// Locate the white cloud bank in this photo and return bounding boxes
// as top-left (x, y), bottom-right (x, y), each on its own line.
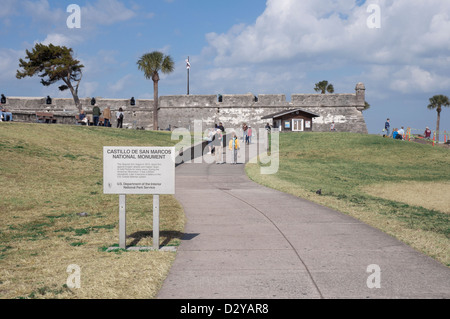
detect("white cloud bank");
top-left (199, 0), bottom-right (450, 94)
top-left (19, 0), bottom-right (137, 47)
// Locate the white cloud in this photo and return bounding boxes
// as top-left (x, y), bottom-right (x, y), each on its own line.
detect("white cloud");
top-left (390, 66), bottom-right (450, 94)
top-left (41, 33), bottom-right (75, 47)
top-left (0, 49), bottom-right (24, 78)
top-left (197, 0), bottom-right (450, 95)
top-left (80, 81), bottom-right (100, 98)
top-left (23, 0), bottom-right (66, 29)
top-left (0, 0), bottom-right (18, 18)
top-left (82, 0), bottom-right (136, 27)
top-left (109, 74), bottom-right (133, 93)
top-left (18, 0), bottom-right (137, 47)
top-left (207, 0), bottom-right (450, 66)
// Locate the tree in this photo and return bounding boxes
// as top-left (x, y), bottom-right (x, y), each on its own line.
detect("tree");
top-left (314, 80), bottom-right (335, 94)
top-left (137, 51), bottom-right (174, 130)
top-left (363, 101), bottom-right (370, 111)
top-left (427, 95), bottom-right (450, 142)
top-left (16, 43), bottom-right (84, 112)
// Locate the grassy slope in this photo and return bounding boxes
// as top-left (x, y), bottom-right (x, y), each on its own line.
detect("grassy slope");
top-left (246, 132), bottom-right (450, 266)
top-left (0, 123), bottom-right (185, 299)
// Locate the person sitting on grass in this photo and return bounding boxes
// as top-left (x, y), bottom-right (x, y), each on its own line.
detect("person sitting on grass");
top-left (78, 109), bottom-right (87, 125)
top-left (392, 128), bottom-right (399, 140)
top-left (397, 127), bottom-right (405, 140)
top-left (1, 107), bottom-right (13, 121)
top-left (424, 127), bottom-right (432, 139)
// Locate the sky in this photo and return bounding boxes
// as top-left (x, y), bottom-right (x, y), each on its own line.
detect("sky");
top-left (1, 0), bottom-right (449, 135)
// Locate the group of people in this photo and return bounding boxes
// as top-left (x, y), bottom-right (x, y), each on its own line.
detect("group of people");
top-left (204, 122), bottom-right (242, 165)
top-left (78, 105), bottom-right (125, 128)
top-left (384, 118), bottom-right (433, 140)
top-left (384, 119), bottom-right (406, 140)
top-left (392, 127), bottom-right (406, 140)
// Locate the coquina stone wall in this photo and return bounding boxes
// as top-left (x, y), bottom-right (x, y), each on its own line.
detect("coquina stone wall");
top-left (4, 97), bottom-right (154, 129)
top-left (2, 83), bottom-right (368, 133)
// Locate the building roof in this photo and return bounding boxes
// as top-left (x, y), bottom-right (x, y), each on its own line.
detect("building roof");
top-left (261, 108), bottom-right (320, 120)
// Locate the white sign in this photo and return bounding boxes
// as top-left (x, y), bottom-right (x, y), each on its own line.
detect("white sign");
top-left (103, 147), bottom-right (175, 195)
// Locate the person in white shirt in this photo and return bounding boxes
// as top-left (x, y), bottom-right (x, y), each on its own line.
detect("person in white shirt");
top-left (398, 127), bottom-right (405, 139)
top-left (116, 108), bottom-right (124, 128)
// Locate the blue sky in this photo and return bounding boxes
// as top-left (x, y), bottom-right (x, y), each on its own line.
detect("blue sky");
top-left (1, 0), bottom-right (449, 136)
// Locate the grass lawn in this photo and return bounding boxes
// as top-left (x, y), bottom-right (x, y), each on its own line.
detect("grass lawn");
top-left (246, 132), bottom-right (450, 267)
top-left (0, 123), bottom-right (185, 299)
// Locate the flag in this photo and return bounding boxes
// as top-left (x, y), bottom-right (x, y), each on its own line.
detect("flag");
top-left (186, 59), bottom-right (191, 70)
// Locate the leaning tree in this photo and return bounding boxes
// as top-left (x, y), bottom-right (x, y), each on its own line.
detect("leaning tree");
top-left (427, 94), bottom-right (450, 142)
top-left (16, 43), bottom-right (84, 112)
top-left (137, 51), bottom-right (174, 131)
top-left (314, 80), bottom-right (335, 94)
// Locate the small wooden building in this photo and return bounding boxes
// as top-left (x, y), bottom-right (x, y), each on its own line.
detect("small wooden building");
top-left (262, 108), bottom-right (320, 132)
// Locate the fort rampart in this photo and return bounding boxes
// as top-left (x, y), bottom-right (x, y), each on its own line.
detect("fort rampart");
top-left (2, 83), bottom-right (368, 133)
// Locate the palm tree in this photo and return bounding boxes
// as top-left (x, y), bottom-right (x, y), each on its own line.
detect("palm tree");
top-left (137, 51), bottom-right (174, 130)
top-left (427, 95), bottom-right (450, 142)
top-left (314, 80), bottom-right (335, 94)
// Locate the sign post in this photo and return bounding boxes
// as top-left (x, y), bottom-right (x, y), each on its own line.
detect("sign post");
top-left (119, 194), bottom-right (126, 249)
top-left (153, 195), bottom-right (160, 250)
top-left (103, 147), bottom-right (175, 251)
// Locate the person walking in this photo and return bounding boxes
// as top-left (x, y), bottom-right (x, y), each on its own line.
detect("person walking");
top-left (205, 128), bottom-right (215, 155)
top-left (92, 104), bottom-right (101, 126)
top-left (248, 126), bottom-right (253, 144)
top-left (229, 133), bottom-right (240, 164)
top-left (242, 123), bottom-right (248, 143)
top-left (103, 106), bottom-right (111, 127)
top-left (116, 108), bottom-right (124, 128)
top-left (213, 128), bottom-right (223, 164)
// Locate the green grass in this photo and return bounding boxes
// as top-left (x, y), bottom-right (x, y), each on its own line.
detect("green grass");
top-left (0, 123), bottom-right (186, 299)
top-left (247, 132), bottom-right (450, 266)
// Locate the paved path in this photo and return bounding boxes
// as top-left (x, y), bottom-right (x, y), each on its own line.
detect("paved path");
top-left (157, 145), bottom-right (450, 299)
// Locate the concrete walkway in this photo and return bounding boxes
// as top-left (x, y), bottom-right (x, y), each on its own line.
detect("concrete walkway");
top-left (157, 144), bottom-right (450, 299)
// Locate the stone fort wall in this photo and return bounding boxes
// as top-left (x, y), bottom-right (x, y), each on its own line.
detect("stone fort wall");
top-left (2, 83), bottom-right (368, 133)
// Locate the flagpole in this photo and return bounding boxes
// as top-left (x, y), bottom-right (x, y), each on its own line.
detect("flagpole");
top-left (187, 56), bottom-right (190, 96)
